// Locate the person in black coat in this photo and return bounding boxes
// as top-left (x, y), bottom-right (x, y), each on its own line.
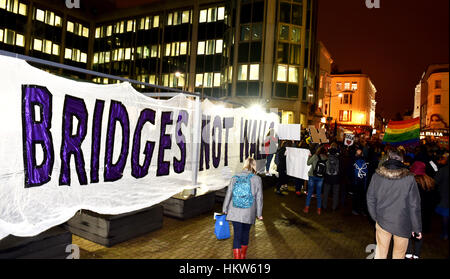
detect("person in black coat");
top-left (405, 161), bottom-right (438, 259)
top-left (275, 141), bottom-right (289, 195)
top-left (366, 150), bottom-right (422, 259)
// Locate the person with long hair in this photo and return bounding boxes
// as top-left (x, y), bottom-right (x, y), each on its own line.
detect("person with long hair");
top-left (222, 157), bottom-right (263, 259)
top-left (406, 161), bottom-right (438, 259)
top-left (304, 145), bottom-right (328, 215)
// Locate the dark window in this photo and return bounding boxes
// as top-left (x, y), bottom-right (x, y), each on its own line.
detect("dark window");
top-left (249, 42), bottom-right (262, 62)
top-left (280, 3), bottom-right (291, 23)
top-left (435, 80), bottom-right (442, 89)
top-left (236, 82), bottom-right (247, 96)
top-left (252, 2), bottom-right (264, 22)
top-left (435, 95), bottom-right (441, 104)
top-left (292, 4), bottom-right (303, 26)
top-left (277, 43), bottom-right (289, 64)
top-left (240, 4), bottom-right (252, 24)
top-left (288, 84), bottom-right (298, 98)
top-left (238, 43), bottom-right (250, 62)
top-left (247, 82), bottom-right (260, 96)
top-left (275, 83), bottom-right (287, 98)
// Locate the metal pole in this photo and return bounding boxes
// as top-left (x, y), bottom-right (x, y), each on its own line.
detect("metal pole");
top-left (191, 96), bottom-right (202, 186)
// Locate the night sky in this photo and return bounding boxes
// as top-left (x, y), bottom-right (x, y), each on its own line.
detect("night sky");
top-left (317, 0), bottom-right (449, 119)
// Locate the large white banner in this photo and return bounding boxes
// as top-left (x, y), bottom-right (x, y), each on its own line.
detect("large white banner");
top-left (0, 56), bottom-right (278, 240)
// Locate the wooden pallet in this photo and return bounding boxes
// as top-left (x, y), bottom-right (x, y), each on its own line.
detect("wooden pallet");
top-left (0, 227), bottom-right (71, 259)
top-left (160, 191), bottom-right (216, 220)
top-left (63, 204), bottom-right (163, 247)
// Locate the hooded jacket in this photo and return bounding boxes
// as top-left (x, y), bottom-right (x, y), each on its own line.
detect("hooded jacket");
top-left (366, 159), bottom-right (422, 238)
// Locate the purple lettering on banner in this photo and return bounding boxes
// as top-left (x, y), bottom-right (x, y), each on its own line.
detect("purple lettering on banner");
top-left (90, 99), bottom-right (105, 183)
top-left (104, 100), bottom-right (130, 182)
top-left (156, 111), bottom-right (172, 176)
top-left (212, 116), bottom-right (222, 168)
top-left (250, 120), bottom-right (257, 159)
top-left (239, 118), bottom-right (245, 163)
top-left (199, 115), bottom-right (211, 171)
top-left (131, 108), bottom-right (156, 179)
top-left (59, 95), bottom-right (88, 186)
top-left (22, 85), bottom-right (54, 188)
top-left (223, 117), bottom-right (234, 166)
top-left (174, 110), bottom-right (188, 174)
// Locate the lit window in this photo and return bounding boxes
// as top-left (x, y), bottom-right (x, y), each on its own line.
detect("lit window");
top-left (351, 82), bottom-right (358, 90)
top-left (67, 21), bottom-right (74, 33)
top-left (336, 82), bottom-right (342, 91)
top-left (249, 64), bottom-right (259, 80)
top-left (197, 41), bottom-right (205, 55)
top-left (151, 45), bottom-right (158, 57)
top-left (82, 26), bottom-right (89, 37)
top-left (107, 25), bottom-right (112, 36)
top-left (199, 9), bottom-right (207, 23)
top-left (127, 20), bottom-right (133, 32)
top-left (33, 38), bottom-right (42, 51)
top-left (196, 74), bottom-right (203, 87)
top-left (238, 65), bottom-right (248, 81)
top-left (0, 0), bottom-right (5, 9)
top-left (46, 11), bottom-right (54, 26)
top-left (35, 8), bottom-right (45, 22)
top-left (95, 27), bottom-right (100, 38)
top-left (208, 7), bottom-right (216, 22)
top-left (177, 73), bottom-right (185, 87)
top-left (171, 42), bottom-right (178, 56)
top-left (167, 13), bottom-right (173, 25)
top-left (344, 82), bottom-right (350, 90)
top-left (165, 44), bottom-right (171, 56)
top-left (144, 17), bottom-right (150, 29)
top-left (180, 42), bottom-right (187, 55)
top-left (215, 39), bottom-right (223, 54)
top-left (214, 73), bottom-right (221, 87)
top-left (149, 75), bottom-right (156, 84)
top-left (0, 29), bottom-right (3, 42)
top-left (104, 52), bottom-right (110, 63)
top-left (125, 48), bottom-right (131, 60)
top-left (64, 48), bottom-right (72, 59)
top-left (288, 67), bottom-right (298, 83)
top-left (206, 40), bottom-right (215, 55)
top-left (204, 72), bottom-right (213, 87)
top-left (55, 15), bottom-right (62, 27)
top-left (15, 33), bottom-right (24, 47)
top-left (18, 3), bottom-right (27, 16)
top-left (218, 7), bottom-right (225, 20)
top-left (291, 27), bottom-right (301, 43)
top-left (153, 16), bottom-right (159, 28)
top-left (277, 65), bottom-right (287, 82)
top-left (93, 53), bottom-right (99, 64)
top-left (80, 53), bottom-right (87, 63)
top-left (279, 25), bottom-right (289, 41)
top-left (44, 40), bottom-right (52, 54)
top-left (182, 11), bottom-right (190, 23)
top-left (228, 66), bottom-right (233, 82)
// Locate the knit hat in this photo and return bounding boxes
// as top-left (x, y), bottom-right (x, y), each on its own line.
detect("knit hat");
top-left (410, 161), bottom-right (426, 176)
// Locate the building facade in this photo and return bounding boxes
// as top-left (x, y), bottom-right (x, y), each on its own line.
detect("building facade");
top-left (0, 0), bottom-right (322, 128)
top-left (314, 40), bottom-right (332, 128)
top-left (418, 64), bottom-right (449, 146)
top-left (413, 81), bottom-right (421, 119)
top-left (323, 71), bottom-right (377, 134)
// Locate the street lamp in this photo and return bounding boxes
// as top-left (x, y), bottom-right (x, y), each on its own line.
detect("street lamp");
top-left (174, 71), bottom-right (186, 91)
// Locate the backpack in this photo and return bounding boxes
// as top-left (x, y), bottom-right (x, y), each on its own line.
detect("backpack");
top-left (354, 159), bottom-right (368, 179)
top-left (313, 157), bottom-right (327, 177)
top-left (232, 174), bottom-right (254, 208)
top-left (326, 154), bottom-right (339, 176)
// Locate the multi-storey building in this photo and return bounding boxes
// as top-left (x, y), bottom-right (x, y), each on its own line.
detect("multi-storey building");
top-left (324, 71), bottom-right (377, 135)
top-left (0, 0), bottom-right (322, 127)
top-left (418, 64), bottom-right (449, 146)
top-left (315, 40), bottom-right (332, 128)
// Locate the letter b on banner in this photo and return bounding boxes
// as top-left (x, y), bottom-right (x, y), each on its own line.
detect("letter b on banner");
top-left (22, 85), bottom-right (54, 188)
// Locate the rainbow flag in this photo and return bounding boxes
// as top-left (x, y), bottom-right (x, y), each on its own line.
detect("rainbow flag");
top-left (382, 118), bottom-right (420, 146)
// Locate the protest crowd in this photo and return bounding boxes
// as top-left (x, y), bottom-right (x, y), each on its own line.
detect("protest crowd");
top-left (223, 127), bottom-right (449, 259)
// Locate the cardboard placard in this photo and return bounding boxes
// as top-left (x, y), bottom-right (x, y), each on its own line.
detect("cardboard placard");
top-left (308, 126), bottom-right (329, 144)
top-left (344, 134), bottom-right (355, 146)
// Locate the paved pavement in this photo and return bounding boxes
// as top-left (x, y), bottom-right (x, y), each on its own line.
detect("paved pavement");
top-left (73, 182), bottom-right (449, 259)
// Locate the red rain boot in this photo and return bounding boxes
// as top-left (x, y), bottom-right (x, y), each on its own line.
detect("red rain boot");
top-left (233, 249), bottom-right (241, 259)
top-left (241, 245), bottom-right (248, 259)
